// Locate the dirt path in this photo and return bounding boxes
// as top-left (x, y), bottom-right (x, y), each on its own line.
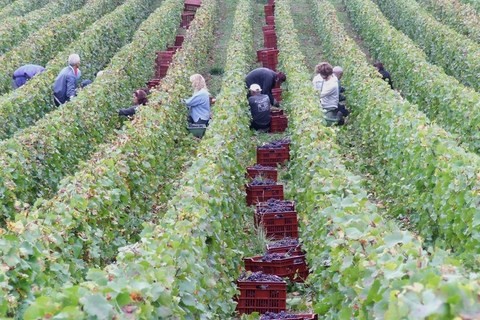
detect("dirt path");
top-left (204, 0), bottom-right (239, 96)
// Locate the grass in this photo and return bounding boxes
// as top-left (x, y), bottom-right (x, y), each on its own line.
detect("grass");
top-left (204, 0), bottom-right (240, 96)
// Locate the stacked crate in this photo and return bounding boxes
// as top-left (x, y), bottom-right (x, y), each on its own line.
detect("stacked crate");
top-left (147, 1), bottom-right (201, 89)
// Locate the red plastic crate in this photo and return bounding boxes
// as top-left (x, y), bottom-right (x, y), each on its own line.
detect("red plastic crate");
top-left (181, 12), bottom-right (195, 28)
top-left (270, 115), bottom-right (288, 133)
top-left (236, 280), bottom-right (287, 315)
top-left (264, 30), bottom-right (277, 48)
top-left (272, 88), bottom-right (282, 102)
top-left (246, 184), bottom-right (284, 206)
top-left (264, 4), bottom-right (274, 16)
top-left (155, 63), bottom-right (170, 78)
top-left (244, 254), bottom-right (308, 282)
top-left (184, 0), bottom-right (201, 12)
top-left (270, 109), bottom-right (284, 116)
top-left (247, 166), bottom-right (278, 182)
top-left (175, 35), bottom-right (185, 46)
top-left (156, 51), bottom-right (174, 64)
top-left (167, 45), bottom-right (182, 53)
top-left (257, 48), bottom-right (278, 63)
top-left (266, 15), bottom-right (275, 26)
top-left (146, 79), bottom-right (161, 89)
top-left (262, 25), bottom-right (275, 32)
top-left (266, 239), bottom-right (302, 254)
top-left (256, 145), bottom-right (289, 166)
top-left (255, 211), bottom-right (299, 239)
top-left (256, 200), bottom-right (295, 212)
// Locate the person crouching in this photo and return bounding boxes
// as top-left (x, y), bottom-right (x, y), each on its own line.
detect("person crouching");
top-left (248, 84), bottom-right (271, 131)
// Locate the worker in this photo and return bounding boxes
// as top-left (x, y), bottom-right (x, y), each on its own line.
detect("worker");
top-left (374, 61), bottom-right (393, 89)
top-left (313, 62), bottom-right (341, 126)
top-left (184, 74), bottom-right (211, 125)
top-left (52, 54), bottom-right (82, 106)
top-left (245, 67), bottom-right (286, 107)
top-left (248, 84), bottom-right (271, 131)
top-left (333, 66), bottom-right (349, 124)
top-left (118, 89), bottom-right (148, 117)
top-left (12, 64), bottom-right (45, 89)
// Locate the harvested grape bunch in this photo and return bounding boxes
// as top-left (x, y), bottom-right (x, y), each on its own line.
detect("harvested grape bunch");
top-left (257, 205), bottom-right (294, 213)
top-left (251, 164), bottom-right (276, 170)
top-left (249, 178), bottom-right (277, 186)
top-left (262, 199), bottom-right (293, 207)
top-left (238, 271), bottom-right (284, 282)
top-left (261, 253), bottom-right (289, 262)
top-left (260, 311), bottom-right (305, 319)
top-left (261, 138), bottom-right (291, 149)
top-left (268, 238), bottom-right (299, 248)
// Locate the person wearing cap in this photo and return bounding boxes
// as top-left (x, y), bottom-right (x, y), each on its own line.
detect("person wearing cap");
top-left (184, 74), bottom-right (211, 125)
top-left (248, 83), bottom-right (271, 131)
top-left (12, 64), bottom-right (45, 89)
top-left (245, 67), bottom-right (286, 107)
top-left (118, 89), bottom-right (148, 117)
top-left (52, 53), bottom-right (82, 106)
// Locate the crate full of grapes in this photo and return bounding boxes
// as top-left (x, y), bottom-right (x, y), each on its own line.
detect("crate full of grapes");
top-left (266, 238), bottom-right (302, 254)
top-left (244, 252), bottom-right (309, 282)
top-left (246, 179), bottom-right (284, 206)
top-left (255, 203), bottom-right (298, 239)
top-left (256, 141), bottom-right (289, 166)
top-left (237, 272), bottom-right (287, 315)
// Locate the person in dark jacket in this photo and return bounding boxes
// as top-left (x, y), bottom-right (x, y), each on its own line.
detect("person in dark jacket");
top-left (333, 66), bottom-right (349, 124)
top-left (12, 64), bottom-right (45, 89)
top-left (374, 61), bottom-right (393, 89)
top-left (245, 67), bottom-right (286, 106)
top-left (53, 54), bottom-right (81, 106)
top-left (118, 89), bottom-right (148, 117)
top-left (248, 84), bottom-right (271, 131)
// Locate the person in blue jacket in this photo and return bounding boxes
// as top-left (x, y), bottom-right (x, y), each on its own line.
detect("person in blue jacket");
top-left (12, 64), bottom-right (45, 89)
top-left (184, 74), bottom-right (211, 125)
top-left (52, 54), bottom-right (82, 106)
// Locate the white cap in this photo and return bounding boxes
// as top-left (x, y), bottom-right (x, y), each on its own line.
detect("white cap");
top-left (249, 83), bottom-right (262, 92)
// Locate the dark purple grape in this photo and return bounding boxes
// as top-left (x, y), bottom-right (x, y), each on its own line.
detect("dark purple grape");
top-left (251, 164), bottom-right (276, 170)
top-left (260, 311), bottom-right (307, 319)
top-left (260, 138), bottom-right (291, 149)
top-left (261, 253), bottom-right (288, 262)
top-left (249, 178), bottom-right (276, 186)
top-left (238, 271), bottom-right (284, 282)
top-left (268, 238), bottom-right (299, 248)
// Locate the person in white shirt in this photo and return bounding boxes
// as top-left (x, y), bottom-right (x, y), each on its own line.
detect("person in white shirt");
top-left (312, 62), bottom-right (341, 125)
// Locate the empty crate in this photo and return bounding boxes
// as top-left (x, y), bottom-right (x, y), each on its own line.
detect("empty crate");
top-left (184, 0), bottom-right (201, 12)
top-left (264, 30), bottom-right (277, 48)
top-left (270, 115), bottom-right (288, 133)
top-left (247, 166), bottom-right (278, 182)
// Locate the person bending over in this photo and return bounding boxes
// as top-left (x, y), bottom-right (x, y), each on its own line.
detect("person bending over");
top-left (245, 67), bottom-right (286, 107)
top-left (12, 64), bottom-right (45, 89)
